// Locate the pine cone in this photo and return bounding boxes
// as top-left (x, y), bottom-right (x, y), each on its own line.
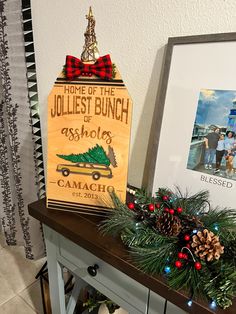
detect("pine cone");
top-left (156, 212), bottom-right (181, 236)
top-left (181, 214), bottom-right (203, 234)
top-left (191, 229), bottom-right (224, 262)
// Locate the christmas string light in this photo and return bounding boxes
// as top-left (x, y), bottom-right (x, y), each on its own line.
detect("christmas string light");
top-left (164, 266), bottom-right (171, 274)
top-left (213, 223), bottom-right (219, 231)
top-left (101, 187), bottom-right (236, 309)
top-left (210, 300), bottom-right (217, 309)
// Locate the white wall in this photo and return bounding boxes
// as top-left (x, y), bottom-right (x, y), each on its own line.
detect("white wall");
top-left (31, 0), bottom-right (236, 188)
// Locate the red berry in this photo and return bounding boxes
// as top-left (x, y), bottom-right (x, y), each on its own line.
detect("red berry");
top-left (194, 262), bottom-right (202, 270)
top-left (128, 203), bottom-right (135, 210)
top-left (184, 234), bottom-right (190, 241)
top-left (186, 243), bottom-right (190, 248)
top-left (148, 204), bottom-right (155, 211)
top-left (175, 260), bottom-right (182, 268)
top-left (177, 207), bottom-right (183, 213)
top-left (155, 203), bottom-right (160, 208)
top-left (178, 252), bottom-right (184, 259)
top-left (183, 253), bottom-right (188, 259)
top-left (162, 195), bottom-right (169, 201)
top-left (169, 209), bottom-right (175, 215)
top-left (164, 207), bottom-right (169, 212)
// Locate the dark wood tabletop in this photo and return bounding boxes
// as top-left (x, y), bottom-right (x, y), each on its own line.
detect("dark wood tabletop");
top-left (28, 198), bottom-right (235, 314)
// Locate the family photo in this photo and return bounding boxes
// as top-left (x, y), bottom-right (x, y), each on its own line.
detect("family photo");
top-left (187, 89), bottom-right (236, 181)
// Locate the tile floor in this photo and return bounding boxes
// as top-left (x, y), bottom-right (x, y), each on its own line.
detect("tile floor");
top-left (0, 234), bottom-right (46, 314)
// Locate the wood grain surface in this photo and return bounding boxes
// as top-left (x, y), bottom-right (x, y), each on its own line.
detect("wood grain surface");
top-left (47, 68), bottom-right (132, 213)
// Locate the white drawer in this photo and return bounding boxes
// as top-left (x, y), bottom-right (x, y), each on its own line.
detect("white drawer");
top-left (58, 235), bottom-right (148, 314)
top-left (166, 301), bottom-right (187, 314)
top-left (149, 291), bottom-right (187, 314)
top-left (148, 291), bottom-right (165, 314)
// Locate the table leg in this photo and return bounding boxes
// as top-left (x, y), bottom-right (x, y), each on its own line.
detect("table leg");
top-left (43, 225), bottom-right (66, 314)
top-left (66, 277), bottom-right (87, 314)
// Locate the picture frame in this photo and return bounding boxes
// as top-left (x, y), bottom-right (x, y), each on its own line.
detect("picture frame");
top-left (144, 32), bottom-right (236, 209)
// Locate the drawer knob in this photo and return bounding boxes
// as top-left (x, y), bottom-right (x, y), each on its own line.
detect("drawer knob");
top-left (87, 264), bottom-right (99, 277)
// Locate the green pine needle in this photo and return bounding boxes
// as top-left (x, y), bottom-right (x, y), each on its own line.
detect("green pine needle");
top-left (201, 207), bottom-right (236, 232)
top-left (131, 243), bottom-right (176, 274)
top-left (99, 187), bottom-right (236, 309)
top-left (168, 266), bottom-right (205, 299)
top-left (99, 192), bottom-right (136, 236)
top-left (203, 262), bottom-right (236, 309)
top-left (171, 187), bottom-right (210, 216)
top-left (135, 188), bottom-right (154, 204)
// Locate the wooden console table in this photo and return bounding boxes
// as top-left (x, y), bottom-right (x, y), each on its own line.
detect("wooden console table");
top-left (28, 199), bottom-right (235, 314)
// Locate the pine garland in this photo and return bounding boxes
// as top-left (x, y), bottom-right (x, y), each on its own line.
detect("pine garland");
top-left (99, 187), bottom-right (236, 310)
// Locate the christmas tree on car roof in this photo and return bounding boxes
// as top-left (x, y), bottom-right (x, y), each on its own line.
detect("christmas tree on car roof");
top-left (57, 144), bottom-right (117, 167)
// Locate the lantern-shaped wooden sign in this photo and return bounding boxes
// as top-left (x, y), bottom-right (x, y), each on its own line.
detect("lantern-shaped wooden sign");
top-left (46, 8), bottom-right (132, 214)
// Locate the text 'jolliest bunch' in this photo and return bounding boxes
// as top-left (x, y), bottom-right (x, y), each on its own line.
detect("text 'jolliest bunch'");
top-left (51, 86), bottom-right (130, 124)
top-left (50, 85), bottom-right (130, 145)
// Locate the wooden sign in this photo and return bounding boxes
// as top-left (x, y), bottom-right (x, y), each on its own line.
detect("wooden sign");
top-left (46, 68), bottom-right (132, 214)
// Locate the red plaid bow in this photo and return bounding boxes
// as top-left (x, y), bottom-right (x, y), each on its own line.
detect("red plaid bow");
top-left (65, 54), bottom-right (112, 80)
